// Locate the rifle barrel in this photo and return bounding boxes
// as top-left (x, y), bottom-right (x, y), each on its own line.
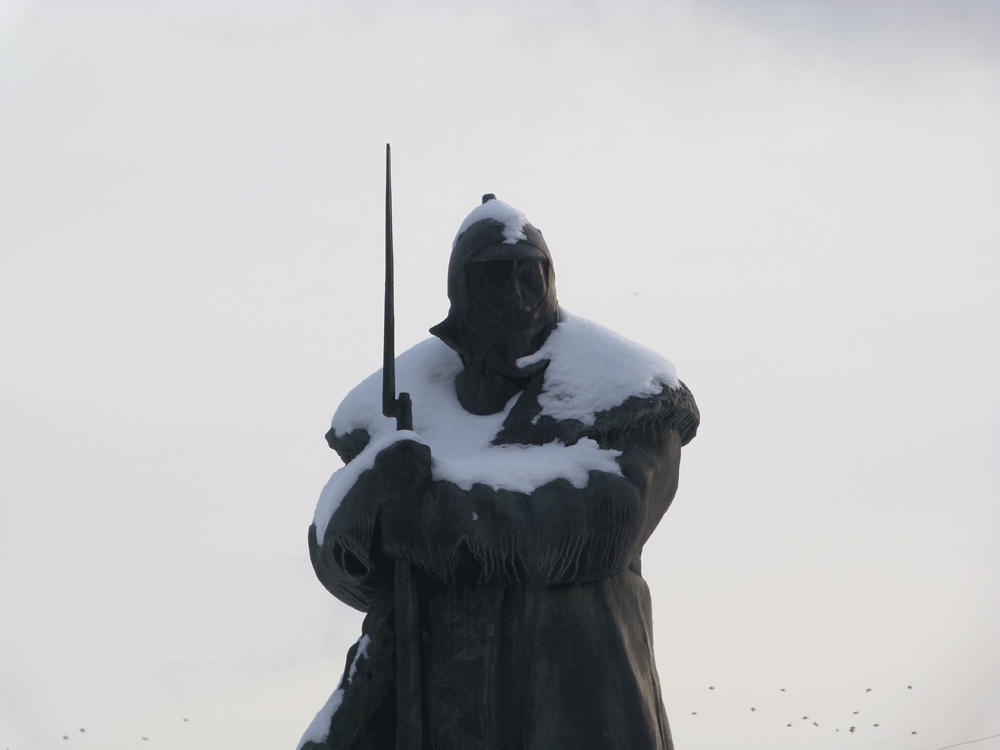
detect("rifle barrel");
top-left (382, 144), bottom-right (420, 750)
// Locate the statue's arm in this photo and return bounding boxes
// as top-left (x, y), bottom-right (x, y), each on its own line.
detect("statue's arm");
top-left (309, 428), bottom-right (432, 613)
top-left (308, 466), bottom-right (387, 613)
top-left (386, 421), bottom-right (683, 585)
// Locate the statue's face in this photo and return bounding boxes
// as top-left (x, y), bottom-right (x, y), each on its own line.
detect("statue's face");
top-left (464, 258), bottom-right (550, 328)
top-left (461, 258), bottom-right (556, 377)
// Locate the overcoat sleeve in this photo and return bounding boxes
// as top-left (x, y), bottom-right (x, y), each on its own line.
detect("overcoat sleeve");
top-left (308, 464), bottom-right (385, 613)
top-left (309, 427), bottom-right (405, 614)
top-left (309, 423), bottom-right (438, 612)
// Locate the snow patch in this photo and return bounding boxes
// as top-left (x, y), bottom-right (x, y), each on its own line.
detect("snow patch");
top-left (315, 310), bottom-right (681, 543)
top-left (313, 429), bottom-right (425, 547)
top-left (453, 198), bottom-right (528, 247)
top-left (518, 312), bottom-right (678, 426)
top-left (297, 634), bottom-right (372, 749)
top-left (348, 634), bottom-right (371, 680)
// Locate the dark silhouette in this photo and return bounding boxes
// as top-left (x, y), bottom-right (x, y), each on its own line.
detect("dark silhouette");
top-left (301, 196), bottom-right (699, 750)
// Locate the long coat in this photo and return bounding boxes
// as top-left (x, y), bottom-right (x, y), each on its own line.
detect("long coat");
top-left (301, 325), bottom-right (699, 750)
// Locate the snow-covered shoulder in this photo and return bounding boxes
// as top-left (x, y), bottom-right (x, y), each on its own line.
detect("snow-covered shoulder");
top-left (518, 309), bottom-right (680, 426)
top-left (315, 312), bottom-right (682, 543)
top-left (329, 337), bottom-right (463, 440)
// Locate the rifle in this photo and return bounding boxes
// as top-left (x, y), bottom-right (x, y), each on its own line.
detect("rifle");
top-left (383, 144), bottom-right (422, 750)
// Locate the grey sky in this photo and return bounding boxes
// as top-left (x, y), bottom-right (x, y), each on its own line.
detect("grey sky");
top-left (1, 2), bottom-right (997, 749)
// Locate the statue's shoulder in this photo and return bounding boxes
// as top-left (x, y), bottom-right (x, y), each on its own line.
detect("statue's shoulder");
top-left (532, 310), bottom-right (698, 441)
top-left (591, 379), bottom-right (700, 446)
top-left (325, 337), bottom-right (464, 463)
top-left (498, 310), bottom-right (699, 446)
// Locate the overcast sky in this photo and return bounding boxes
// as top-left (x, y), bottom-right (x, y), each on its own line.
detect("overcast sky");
top-left (1, 2), bottom-right (998, 749)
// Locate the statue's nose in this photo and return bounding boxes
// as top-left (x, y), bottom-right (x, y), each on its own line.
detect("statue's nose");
top-left (511, 276), bottom-right (534, 311)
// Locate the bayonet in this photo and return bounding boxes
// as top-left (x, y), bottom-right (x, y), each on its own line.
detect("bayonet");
top-left (384, 144), bottom-right (412, 431)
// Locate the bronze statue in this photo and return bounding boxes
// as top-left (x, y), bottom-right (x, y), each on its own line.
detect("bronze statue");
top-left (299, 190), bottom-right (699, 750)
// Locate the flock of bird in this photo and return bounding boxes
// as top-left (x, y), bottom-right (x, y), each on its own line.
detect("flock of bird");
top-left (50, 718), bottom-right (189, 744)
top-left (27, 687), bottom-right (999, 749)
top-left (686, 684), bottom-right (930, 739)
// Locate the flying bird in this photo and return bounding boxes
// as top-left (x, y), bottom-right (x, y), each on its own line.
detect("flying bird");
top-left (850, 727), bottom-right (856, 733)
top-left (802, 716), bottom-right (809, 720)
top-left (708, 686), bottom-right (714, 690)
top-left (779, 688), bottom-right (785, 692)
top-left (787, 724), bottom-right (792, 728)
top-left (814, 722), bottom-right (819, 726)
top-left (750, 708), bottom-right (755, 712)
top-left (866, 688), bottom-right (872, 692)
top-left (79, 729), bottom-right (85, 733)
top-left (874, 724), bottom-right (879, 727)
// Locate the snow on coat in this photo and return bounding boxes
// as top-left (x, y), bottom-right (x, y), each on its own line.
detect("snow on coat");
top-left (313, 309), bottom-right (685, 545)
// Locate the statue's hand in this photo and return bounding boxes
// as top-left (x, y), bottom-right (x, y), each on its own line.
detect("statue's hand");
top-left (373, 439), bottom-right (433, 558)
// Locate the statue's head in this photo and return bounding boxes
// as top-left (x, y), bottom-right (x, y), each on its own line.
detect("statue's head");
top-left (430, 195), bottom-right (559, 380)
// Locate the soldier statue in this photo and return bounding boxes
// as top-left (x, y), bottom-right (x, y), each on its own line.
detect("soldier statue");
top-left (299, 193), bottom-right (699, 750)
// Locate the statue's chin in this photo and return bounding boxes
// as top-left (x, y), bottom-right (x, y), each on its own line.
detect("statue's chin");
top-left (471, 316), bottom-right (554, 379)
top-left (491, 356), bottom-right (546, 381)
top-left (473, 335), bottom-right (544, 381)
